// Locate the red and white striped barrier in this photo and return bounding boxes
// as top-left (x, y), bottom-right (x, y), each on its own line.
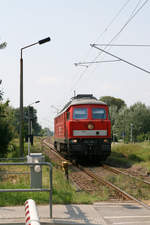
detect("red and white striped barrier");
top-left (24, 199), bottom-right (40, 225)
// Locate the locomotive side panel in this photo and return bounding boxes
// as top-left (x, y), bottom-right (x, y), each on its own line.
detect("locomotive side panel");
top-left (54, 113), bottom-right (66, 142)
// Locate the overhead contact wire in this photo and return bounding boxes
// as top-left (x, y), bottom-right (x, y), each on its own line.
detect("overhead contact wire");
top-left (68, 0), bottom-right (131, 95)
top-left (93, 0), bottom-right (149, 63)
top-left (74, 0), bottom-right (149, 86)
top-left (70, 0), bottom-right (146, 94)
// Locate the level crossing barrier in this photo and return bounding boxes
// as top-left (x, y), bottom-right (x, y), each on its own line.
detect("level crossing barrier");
top-left (25, 199), bottom-right (40, 225)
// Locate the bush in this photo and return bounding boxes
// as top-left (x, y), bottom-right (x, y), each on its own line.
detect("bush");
top-left (0, 101), bottom-right (14, 157)
top-left (0, 121), bottom-right (14, 157)
top-left (137, 133), bottom-right (145, 142)
top-left (128, 154), bottom-right (144, 162)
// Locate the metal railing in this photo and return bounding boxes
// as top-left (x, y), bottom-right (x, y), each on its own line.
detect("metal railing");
top-left (0, 162), bottom-right (53, 218)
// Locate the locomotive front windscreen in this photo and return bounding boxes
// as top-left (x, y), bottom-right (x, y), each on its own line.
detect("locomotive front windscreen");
top-left (73, 108), bottom-right (88, 119)
top-left (73, 107), bottom-right (106, 120)
top-left (92, 108), bottom-right (106, 119)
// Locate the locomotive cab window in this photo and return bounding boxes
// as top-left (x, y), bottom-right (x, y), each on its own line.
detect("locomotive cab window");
top-left (67, 112), bottom-right (70, 120)
top-left (92, 108), bottom-right (106, 119)
top-left (73, 108), bottom-right (88, 119)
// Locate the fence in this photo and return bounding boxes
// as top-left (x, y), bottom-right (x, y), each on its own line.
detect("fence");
top-left (0, 161), bottom-right (53, 218)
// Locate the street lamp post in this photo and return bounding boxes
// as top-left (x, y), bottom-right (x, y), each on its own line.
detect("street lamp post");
top-left (19, 37), bottom-right (51, 157)
top-left (28, 101), bottom-right (40, 156)
top-left (50, 105), bottom-right (59, 114)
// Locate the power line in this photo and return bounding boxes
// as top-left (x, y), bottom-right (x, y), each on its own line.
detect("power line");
top-left (94, 44), bottom-right (150, 47)
top-left (72, 0), bottom-right (149, 90)
top-left (74, 42), bottom-right (150, 66)
top-left (94, 0), bottom-right (131, 42)
top-left (67, 0), bottom-right (131, 95)
top-left (81, 0), bottom-right (131, 63)
top-left (105, 0), bottom-right (149, 46)
top-left (66, 0), bottom-right (149, 104)
top-left (91, 44), bottom-right (150, 75)
top-left (74, 59), bottom-right (120, 67)
top-left (93, 0), bottom-right (149, 62)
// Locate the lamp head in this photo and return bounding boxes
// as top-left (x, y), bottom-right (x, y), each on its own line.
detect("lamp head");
top-left (38, 37), bottom-right (51, 45)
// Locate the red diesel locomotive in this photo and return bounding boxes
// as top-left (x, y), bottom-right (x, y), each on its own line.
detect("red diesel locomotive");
top-left (54, 94), bottom-right (111, 161)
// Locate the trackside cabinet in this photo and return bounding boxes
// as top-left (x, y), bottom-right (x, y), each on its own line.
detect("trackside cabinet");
top-left (27, 153), bottom-right (45, 188)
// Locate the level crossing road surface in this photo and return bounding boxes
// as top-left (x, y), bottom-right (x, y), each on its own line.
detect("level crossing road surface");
top-left (0, 202), bottom-right (150, 225)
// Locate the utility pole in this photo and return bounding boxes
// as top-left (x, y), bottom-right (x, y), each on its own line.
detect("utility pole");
top-left (130, 123), bottom-right (133, 143)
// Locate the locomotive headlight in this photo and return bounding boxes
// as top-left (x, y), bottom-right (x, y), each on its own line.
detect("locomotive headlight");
top-left (71, 139), bottom-right (78, 143)
top-left (88, 123), bottom-right (94, 130)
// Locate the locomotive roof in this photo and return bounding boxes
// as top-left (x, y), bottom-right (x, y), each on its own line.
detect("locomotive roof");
top-left (56, 94), bottom-right (107, 117)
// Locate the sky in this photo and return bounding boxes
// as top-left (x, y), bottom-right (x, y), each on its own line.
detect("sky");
top-left (0, 0), bottom-right (150, 131)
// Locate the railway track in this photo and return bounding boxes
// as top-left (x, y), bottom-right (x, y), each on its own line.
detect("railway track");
top-left (42, 138), bottom-right (150, 210)
top-left (79, 165), bottom-right (150, 209)
top-left (102, 164), bottom-right (150, 185)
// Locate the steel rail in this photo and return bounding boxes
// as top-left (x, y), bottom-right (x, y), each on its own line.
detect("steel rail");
top-left (42, 140), bottom-right (69, 162)
top-left (43, 140), bottom-right (55, 151)
top-left (103, 164), bottom-right (150, 185)
top-left (78, 165), bottom-right (150, 210)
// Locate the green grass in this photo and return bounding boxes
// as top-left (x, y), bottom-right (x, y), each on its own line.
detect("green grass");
top-left (0, 137), bottom-right (110, 206)
top-left (2, 139), bottom-right (150, 206)
top-left (105, 142), bottom-right (150, 200)
top-left (0, 165), bottom-right (109, 206)
top-left (52, 168), bottom-right (109, 204)
top-left (106, 142), bottom-right (150, 172)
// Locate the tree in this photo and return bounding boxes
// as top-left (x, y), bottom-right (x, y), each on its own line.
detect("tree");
top-left (12, 106), bottom-right (42, 139)
top-left (0, 80), bottom-right (3, 100)
top-left (128, 102), bottom-right (150, 141)
top-left (99, 96), bottom-right (126, 135)
top-left (0, 43), bottom-right (13, 157)
top-left (40, 127), bottom-right (53, 136)
top-left (99, 96), bottom-right (126, 111)
top-left (113, 102), bottom-right (150, 142)
top-left (0, 42), bottom-right (7, 49)
top-left (0, 100), bottom-right (14, 157)
top-left (114, 106), bottom-right (130, 142)
top-left (99, 96), bottom-right (150, 142)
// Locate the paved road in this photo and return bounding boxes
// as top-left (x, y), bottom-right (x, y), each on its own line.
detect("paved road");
top-left (94, 202), bottom-right (150, 225)
top-left (0, 202), bottom-right (150, 224)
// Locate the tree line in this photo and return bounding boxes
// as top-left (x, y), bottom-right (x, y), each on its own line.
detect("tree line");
top-left (0, 43), bottom-right (52, 157)
top-left (0, 83), bottom-right (52, 157)
top-left (100, 96), bottom-right (150, 143)
top-left (1, 85), bottom-right (150, 157)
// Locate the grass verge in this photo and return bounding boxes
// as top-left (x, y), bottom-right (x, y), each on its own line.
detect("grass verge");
top-left (0, 138), bottom-right (110, 206)
top-left (106, 142), bottom-right (150, 172)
